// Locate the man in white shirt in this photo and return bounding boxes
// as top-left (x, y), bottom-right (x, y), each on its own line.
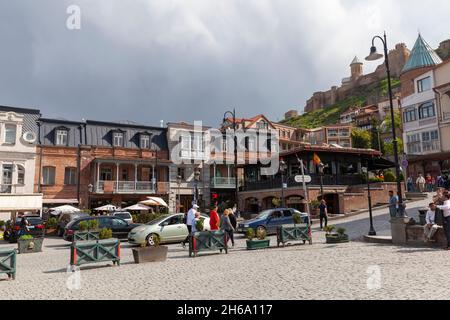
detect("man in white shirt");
top-left (437, 194), bottom-right (450, 250)
top-left (424, 203), bottom-right (441, 242)
top-left (416, 174), bottom-right (426, 193)
top-left (182, 204), bottom-right (199, 248)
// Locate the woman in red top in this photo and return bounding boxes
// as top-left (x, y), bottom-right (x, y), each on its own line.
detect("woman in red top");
top-left (209, 205), bottom-right (220, 231)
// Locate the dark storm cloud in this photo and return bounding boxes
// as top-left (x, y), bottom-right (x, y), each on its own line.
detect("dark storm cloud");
top-left (0, 0), bottom-right (449, 127)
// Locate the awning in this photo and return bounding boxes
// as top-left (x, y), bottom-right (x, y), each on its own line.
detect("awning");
top-left (139, 197), bottom-right (168, 208)
top-left (94, 204), bottom-right (119, 212)
top-left (43, 199), bottom-right (79, 204)
top-left (123, 204), bottom-right (151, 211)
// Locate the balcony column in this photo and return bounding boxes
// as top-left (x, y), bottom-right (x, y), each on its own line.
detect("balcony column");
top-left (134, 163), bottom-right (138, 190)
top-left (116, 162), bottom-right (119, 192)
top-left (96, 162), bottom-right (101, 191)
top-left (152, 165), bottom-right (155, 192)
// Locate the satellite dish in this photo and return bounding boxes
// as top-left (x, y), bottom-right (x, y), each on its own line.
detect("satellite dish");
top-left (23, 131), bottom-right (37, 143)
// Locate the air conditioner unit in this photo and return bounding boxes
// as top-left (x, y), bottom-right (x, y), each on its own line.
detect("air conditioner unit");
top-left (23, 131), bottom-right (37, 143)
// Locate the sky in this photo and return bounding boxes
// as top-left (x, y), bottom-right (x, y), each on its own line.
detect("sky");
top-left (0, 0), bottom-right (449, 127)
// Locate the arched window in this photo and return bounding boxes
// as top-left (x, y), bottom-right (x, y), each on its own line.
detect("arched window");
top-left (418, 102), bottom-right (436, 119)
top-left (17, 165), bottom-right (25, 185)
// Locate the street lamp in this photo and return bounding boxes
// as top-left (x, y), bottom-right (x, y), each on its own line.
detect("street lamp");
top-left (366, 32), bottom-right (406, 217)
top-left (223, 108), bottom-right (239, 213)
top-left (193, 169), bottom-right (201, 205)
top-left (87, 184), bottom-right (94, 211)
top-left (362, 165), bottom-right (376, 236)
top-left (280, 159), bottom-right (288, 208)
top-left (176, 175), bottom-right (182, 213)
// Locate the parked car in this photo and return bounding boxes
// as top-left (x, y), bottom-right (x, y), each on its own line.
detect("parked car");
top-left (128, 213), bottom-right (211, 246)
top-left (57, 212), bottom-right (90, 237)
top-left (3, 215), bottom-right (45, 243)
top-left (112, 211), bottom-right (133, 224)
top-left (237, 208), bottom-right (310, 235)
top-left (63, 216), bottom-right (141, 242)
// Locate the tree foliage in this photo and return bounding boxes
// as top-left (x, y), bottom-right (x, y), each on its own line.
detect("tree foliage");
top-left (351, 128), bottom-right (371, 149)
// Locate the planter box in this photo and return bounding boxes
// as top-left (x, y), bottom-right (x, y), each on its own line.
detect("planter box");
top-left (132, 246), bottom-right (168, 263)
top-left (277, 224), bottom-right (312, 247)
top-left (325, 234), bottom-right (349, 244)
top-left (189, 231), bottom-right (228, 257)
top-left (0, 249), bottom-right (16, 280)
top-left (45, 229), bottom-right (57, 237)
top-left (17, 238), bottom-right (44, 254)
top-left (246, 239), bottom-right (270, 250)
top-left (73, 231), bottom-right (100, 242)
top-left (71, 239), bottom-right (120, 267)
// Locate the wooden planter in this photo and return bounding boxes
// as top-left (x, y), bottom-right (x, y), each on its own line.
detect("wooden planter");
top-left (277, 224), bottom-right (312, 247)
top-left (246, 239), bottom-right (270, 250)
top-left (189, 231), bottom-right (228, 257)
top-left (132, 246), bottom-right (168, 263)
top-left (71, 239), bottom-right (120, 267)
top-left (0, 249), bottom-right (16, 280)
top-left (325, 234), bottom-right (349, 244)
top-left (17, 238), bottom-right (44, 254)
top-left (73, 231), bottom-right (100, 242)
top-left (45, 228), bottom-right (57, 237)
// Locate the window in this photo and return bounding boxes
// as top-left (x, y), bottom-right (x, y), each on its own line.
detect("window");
top-left (417, 77), bottom-right (431, 93)
top-left (64, 167), bottom-right (77, 185)
top-left (17, 165), bottom-right (25, 185)
top-left (4, 124), bottom-right (16, 144)
top-left (100, 168), bottom-right (113, 181)
top-left (140, 134), bottom-right (151, 149)
top-left (256, 121), bottom-right (269, 130)
top-left (403, 108), bottom-right (417, 123)
top-left (55, 129), bottom-right (68, 146)
top-left (177, 167), bottom-right (185, 180)
top-left (418, 102), bottom-right (436, 119)
top-left (121, 169), bottom-right (128, 180)
top-left (422, 130), bottom-right (439, 152)
top-left (113, 132), bottom-right (124, 147)
top-left (327, 129), bottom-right (338, 137)
top-left (42, 167), bottom-right (56, 185)
top-left (407, 133), bottom-right (421, 154)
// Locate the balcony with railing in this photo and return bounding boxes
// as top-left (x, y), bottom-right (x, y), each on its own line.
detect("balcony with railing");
top-left (95, 181), bottom-right (169, 194)
top-left (210, 177), bottom-right (238, 189)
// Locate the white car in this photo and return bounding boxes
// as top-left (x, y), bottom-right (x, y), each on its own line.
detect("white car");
top-left (112, 211), bottom-right (133, 224)
top-left (128, 213), bottom-right (211, 246)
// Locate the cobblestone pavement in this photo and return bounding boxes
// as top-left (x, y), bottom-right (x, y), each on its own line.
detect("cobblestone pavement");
top-left (2, 194), bottom-right (449, 300)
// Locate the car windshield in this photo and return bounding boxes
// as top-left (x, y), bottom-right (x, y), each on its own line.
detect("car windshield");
top-left (114, 213), bottom-right (131, 219)
top-left (15, 217), bottom-right (42, 226)
top-left (255, 210), bottom-right (272, 220)
top-left (146, 215), bottom-right (170, 225)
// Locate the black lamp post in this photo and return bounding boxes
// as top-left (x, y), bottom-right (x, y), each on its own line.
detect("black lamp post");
top-left (176, 175), bottom-right (182, 213)
top-left (280, 159), bottom-right (288, 208)
top-left (366, 32), bottom-right (406, 217)
top-left (193, 169), bottom-right (201, 205)
top-left (223, 108), bottom-right (239, 212)
top-left (363, 164), bottom-right (376, 236)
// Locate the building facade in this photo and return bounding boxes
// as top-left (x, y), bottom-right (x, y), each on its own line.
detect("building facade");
top-left (0, 106), bottom-right (42, 221)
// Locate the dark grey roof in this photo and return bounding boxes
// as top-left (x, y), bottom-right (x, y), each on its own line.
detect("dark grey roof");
top-left (38, 118), bottom-right (83, 147)
top-left (0, 105), bottom-right (40, 115)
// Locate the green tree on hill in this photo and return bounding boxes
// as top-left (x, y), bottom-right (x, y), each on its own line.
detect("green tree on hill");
top-left (351, 128), bottom-right (371, 149)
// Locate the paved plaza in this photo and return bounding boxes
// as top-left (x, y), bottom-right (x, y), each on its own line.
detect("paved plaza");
top-left (1, 195), bottom-right (449, 300)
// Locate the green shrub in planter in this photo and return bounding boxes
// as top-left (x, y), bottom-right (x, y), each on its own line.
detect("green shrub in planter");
top-left (247, 228), bottom-right (270, 250)
top-left (18, 235), bottom-right (43, 254)
top-left (88, 219), bottom-right (99, 231)
top-left (79, 221), bottom-right (89, 232)
top-left (337, 228), bottom-right (346, 237)
top-left (0, 220), bottom-right (6, 231)
top-left (293, 213), bottom-right (302, 225)
top-left (256, 228), bottom-right (267, 240)
top-left (19, 235), bottom-right (33, 241)
top-left (384, 171), bottom-right (396, 183)
top-left (195, 219), bottom-right (204, 232)
top-left (246, 228), bottom-right (255, 241)
top-left (99, 228), bottom-right (113, 240)
top-left (323, 225), bottom-right (335, 235)
top-left (46, 217), bottom-right (58, 230)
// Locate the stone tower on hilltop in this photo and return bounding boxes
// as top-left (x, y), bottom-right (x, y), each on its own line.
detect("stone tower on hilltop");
top-left (350, 56), bottom-right (363, 80)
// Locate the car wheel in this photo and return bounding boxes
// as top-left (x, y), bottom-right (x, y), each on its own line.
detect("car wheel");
top-left (146, 233), bottom-right (160, 247)
top-left (256, 226), bottom-right (266, 235)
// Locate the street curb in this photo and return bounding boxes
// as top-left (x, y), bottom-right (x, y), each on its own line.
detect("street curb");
top-left (363, 235), bottom-right (393, 244)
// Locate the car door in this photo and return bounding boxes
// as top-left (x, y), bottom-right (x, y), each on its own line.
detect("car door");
top-left (283, 210), bottom-right (294, 225)
top-left (159, 215), bottom-right (188, 243)
top-left (108, 218), bottom-right (130, 239)
top-left (266, 210), bottom-right (284, 234)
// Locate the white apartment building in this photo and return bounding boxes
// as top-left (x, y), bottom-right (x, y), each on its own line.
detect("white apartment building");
top-left (0, 106), bottom-right (43, 221)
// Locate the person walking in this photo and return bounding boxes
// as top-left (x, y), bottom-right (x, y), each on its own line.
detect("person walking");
top-left (220, 209), bottom-right (235, 247)
top-left (437, 194), bottom-right (450, 250)
top-left (182, 204), bottom-right (199, 248)
top-left (416, 174), bottom-right (426, 193)
top-left (319, 199), bottom-right (328, 230)
top-left (209, 205), bottom-right (220, 231)
top-left (426, 174), bottom-right (433, 193)
top-left (229, 208), bottom-right (237, 231)
top-left (407, 176), bottom-right (414, 192)
top-left (388, 190), bottom-right (399, 218)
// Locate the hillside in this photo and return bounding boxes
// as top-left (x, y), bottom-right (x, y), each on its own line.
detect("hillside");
top-left (280, 78), bottom-right (400, 129)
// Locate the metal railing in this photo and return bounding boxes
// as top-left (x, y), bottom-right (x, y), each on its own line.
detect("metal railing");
top-left (96, 181), bottom-right (156, 194)
top-left (210, 177), bottom-right (237, 189)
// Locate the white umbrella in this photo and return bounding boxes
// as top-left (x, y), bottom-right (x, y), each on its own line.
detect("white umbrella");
top-left (123, 204), bottom-right (151, 211)
top-left (139, 197), bottom-right (168, 208)
top-left (94, 204), bottom-right (119, 212)
top-left (49, 205), bottom-right (80, 215)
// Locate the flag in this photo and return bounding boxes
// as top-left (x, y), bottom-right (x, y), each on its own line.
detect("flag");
top-left (313, 153), bottom-right (322, 166)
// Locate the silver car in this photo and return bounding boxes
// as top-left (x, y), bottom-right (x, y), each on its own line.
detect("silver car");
top-left (128, 213), bottom-right (211, 246)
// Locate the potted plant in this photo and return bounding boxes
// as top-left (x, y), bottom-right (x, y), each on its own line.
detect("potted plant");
top-left (325, 226), bottom-right (349, 244)
top-left (99, 228), bottom-right (113, 240)
top-left (79, 221), bottom-right (89, 232)
top-left (45, 217), bottom-right (58, 236)
top-left (277, 213), bottom-right (312, 246)
top-left (73, 220), bottom-right (100, 242)
top-left (0, 220), bottom-right (5, 232)
top-left (195, 219), bottom-right (204, 232)
top-left (246, 228), bottom-right (270, 250)
top-left (132, 234), bottom-right (168, 264)
top-left (17, 234), bottom-right (44, 254)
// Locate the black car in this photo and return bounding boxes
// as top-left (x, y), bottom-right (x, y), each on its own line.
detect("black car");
top-left (57, 212), bottom-right (90, 237)
top-left (63, 216), bottom-right (141, 242)
top-left (4, 215), bottom-right (45, 243)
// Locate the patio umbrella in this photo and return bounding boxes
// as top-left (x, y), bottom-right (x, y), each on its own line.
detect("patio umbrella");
top-left (123, 204), bottom-right (151, 211)
top-left (139, 197), bottom-right (168, 208)
top-left (49, 205), bottom-right (80, 215)
top-left (94, 204), bottom-right (119, 212)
